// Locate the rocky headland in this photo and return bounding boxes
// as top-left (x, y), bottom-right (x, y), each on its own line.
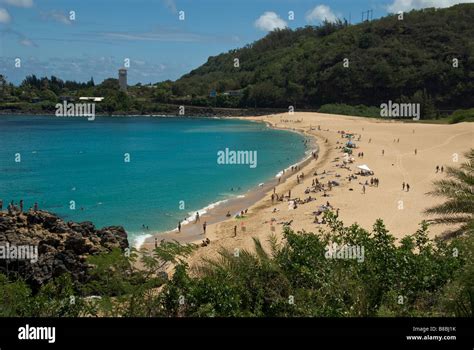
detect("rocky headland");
top-left (0, 209), bottom-right (129, 290)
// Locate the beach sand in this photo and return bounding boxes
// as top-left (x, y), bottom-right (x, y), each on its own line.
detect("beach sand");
top-left (142, 112), bottom-right (473, 269)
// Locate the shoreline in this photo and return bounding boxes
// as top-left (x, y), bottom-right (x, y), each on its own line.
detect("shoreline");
top-left (2, 112), bottom-right (471, 258)
top-left (143, 111), bottom-right (472, 271)
top-left (140, 120), bottom-right (319, 249)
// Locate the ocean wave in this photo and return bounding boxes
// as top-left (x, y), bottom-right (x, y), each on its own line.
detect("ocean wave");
top-left (132, 232), bottom-right (152, 250)
top-left (182, 199), bottom-right (230, 225)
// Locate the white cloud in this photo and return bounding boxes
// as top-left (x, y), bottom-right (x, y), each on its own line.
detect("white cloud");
top-left (306, 5), bottom-right (337, 23)
top-left (1, 28), bottom-right (37, 46)
top-left (102, 31), bottom-right (207, 42)
top-left (2, 0), bottom-right (33, 8)
top-left (387, 0), bottom-right (474, 13)
top-left (19, 38), bottom-right (35, 46)
top-left (40, 11), bottom-right (72, 25)
top-left (254, 12), bottom-right (287, 31)
top-left (0, 8), bottom-right (10, 23)
top-left (163, 0), bottom-right (177, 14)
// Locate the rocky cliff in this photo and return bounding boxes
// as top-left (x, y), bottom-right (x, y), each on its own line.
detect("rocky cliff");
top-left (0, 210), bottom-right (129, 290)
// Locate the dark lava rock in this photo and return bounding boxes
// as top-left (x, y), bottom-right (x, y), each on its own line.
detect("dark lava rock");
top-left (0, 210), bottom-right (129, 290)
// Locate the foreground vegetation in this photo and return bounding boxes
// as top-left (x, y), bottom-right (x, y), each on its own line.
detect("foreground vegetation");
top-left (1, 214), bottom-right (472, 317)
top-left (425, 149), bottom-right (474, 237)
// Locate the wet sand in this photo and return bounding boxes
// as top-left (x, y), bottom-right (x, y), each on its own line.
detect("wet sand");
top-left (141, 112), bottom-right (473, 271)
top-left (142, 122), bottom-right (318, 249)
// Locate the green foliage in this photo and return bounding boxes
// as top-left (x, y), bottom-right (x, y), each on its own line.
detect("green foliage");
top-left (0, 274), bottom-right (32, 316)
top-left (318, 103), bottom-right (381, 118)
top-left (0, 217), bottom-right (471, 317)
top-left (438, 235), bottom-right (474, 316)
top-left (171, 4), bottom-right (474, 112)
top-left (0, 274), bottom-right (87, 317)
top-left (449, 108), bottom-right (474, 124)
top-left (82, 243), bottom-right (196, 317)
top-left (425, 149), bottom-right (474, 238)
top-left (1, 5), bottom-right (472, 116)
top-left (156, 213), bottom-right (470, 317)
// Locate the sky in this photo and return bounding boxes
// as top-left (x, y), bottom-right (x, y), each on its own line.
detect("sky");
top-left (0, 0), bottom-right (472, 85)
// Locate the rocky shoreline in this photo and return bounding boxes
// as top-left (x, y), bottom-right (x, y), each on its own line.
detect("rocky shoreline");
top-left (0, 210), bottom-right (129, 290)
top-left (0, 105), bottom-right (319, 118)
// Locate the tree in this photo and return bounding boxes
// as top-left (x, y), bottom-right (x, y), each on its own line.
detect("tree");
top-left (425, 149), bottom-right (474, 238)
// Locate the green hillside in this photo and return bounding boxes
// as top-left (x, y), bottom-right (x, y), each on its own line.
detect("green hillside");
top-left (168, 4), bottom-right (474, 113)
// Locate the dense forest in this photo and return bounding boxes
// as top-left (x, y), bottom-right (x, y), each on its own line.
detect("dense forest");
top-left (170, 4), bottom-right (474, 113)
top-left (0, 4), bottom-right (473, 119)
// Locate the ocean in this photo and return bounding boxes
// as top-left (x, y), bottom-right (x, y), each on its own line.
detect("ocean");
top-left (0, 115), bottom-right (307, 244)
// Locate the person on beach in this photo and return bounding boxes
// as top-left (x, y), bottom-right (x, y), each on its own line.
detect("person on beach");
top-left (178, 221), bottom-right (181, 232)
top-left (233, 225), bottom-right (237, 237)
top-left (19, 200), bottom-right (24, 213)
top-left (271, 193), bottom-right (275, 203)
top-left (195, 212), bottom-right (200, 223)
top-left (441, 166), bottom-right (444, 173)
top-left (154, 238), bottom-right (158, 249)
top-left (362, 185), bottom-right (366, 194)
top-left (415, 148), bottom-right (417, 155)
top-left (406, 184), bottom-right (410, 192)
top-left (382, 149), bottom-right (385, 156)
top-left (436, 165), bottom-right (439, 173)
top-left (34, 202), bottom-right (38, 211)
top-left (203, 221), bottom-right (207, 235)
top-left (288, 190), bottom-right (291, 198)
top-left (402, 182), bottom-right (405, 191)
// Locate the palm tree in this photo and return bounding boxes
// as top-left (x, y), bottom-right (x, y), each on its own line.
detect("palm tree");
top-left (425, 149), bottom-right (474, 238)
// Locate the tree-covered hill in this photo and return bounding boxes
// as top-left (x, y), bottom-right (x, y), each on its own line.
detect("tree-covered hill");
top-left (1, 4), bottom-right (472, 118)
top-left (170, 4), bottom-right (474, 112)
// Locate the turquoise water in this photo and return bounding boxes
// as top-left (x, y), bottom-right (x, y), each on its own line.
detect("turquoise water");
top-left (0, 115), bottom-right (306, 243)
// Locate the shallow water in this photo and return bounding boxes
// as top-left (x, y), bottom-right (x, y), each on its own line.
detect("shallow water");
top-left (0, 115), bottom-right (307, 243)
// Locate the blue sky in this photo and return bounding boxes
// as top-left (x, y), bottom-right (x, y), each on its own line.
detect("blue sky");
top-left (0, 0), bottom-right (470, 85)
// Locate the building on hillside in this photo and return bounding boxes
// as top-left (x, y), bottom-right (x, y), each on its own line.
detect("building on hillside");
top-left (223, 90), bottom-right (243, 97)
top-left (79, 97), bottom-right (104, 102)
top-left (59, 96), bottom-right (75, 102)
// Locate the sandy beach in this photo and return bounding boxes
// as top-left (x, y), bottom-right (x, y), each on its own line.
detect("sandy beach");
top-left (142, 112), bottom-right (473, 268)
